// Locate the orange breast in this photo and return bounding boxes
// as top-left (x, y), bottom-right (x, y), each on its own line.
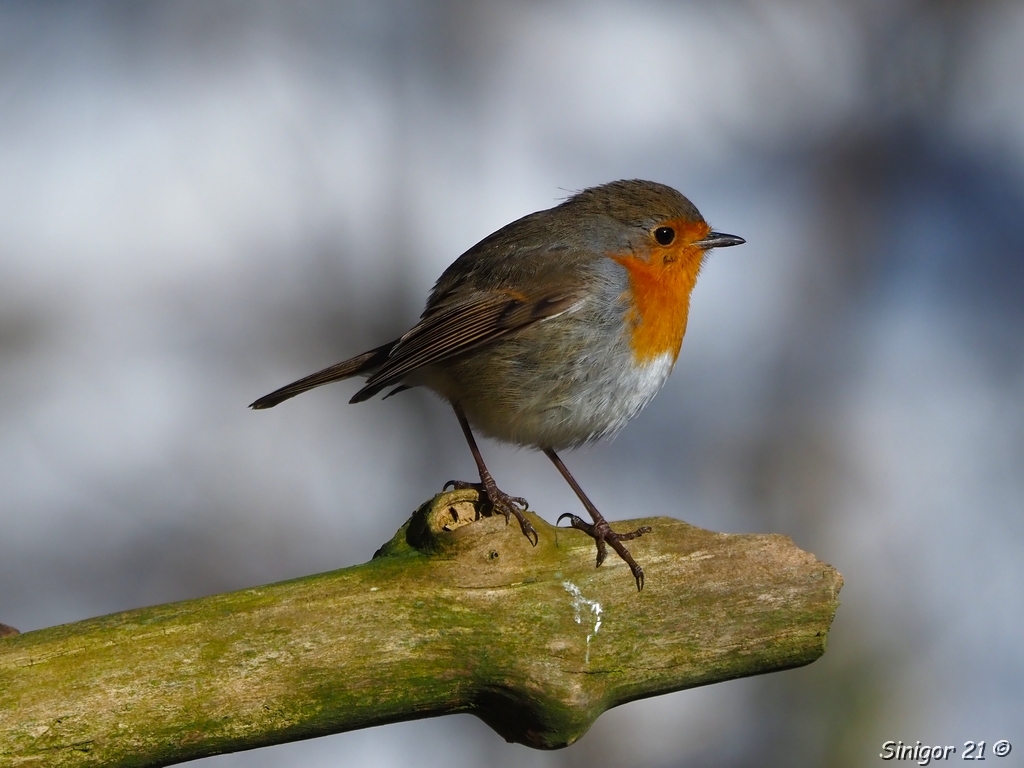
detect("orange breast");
top-left (611, 220), bottom-right (710, 363)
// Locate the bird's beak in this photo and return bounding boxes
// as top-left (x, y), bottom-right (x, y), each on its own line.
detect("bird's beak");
top-left (694, 231), bottom-right (745, 250)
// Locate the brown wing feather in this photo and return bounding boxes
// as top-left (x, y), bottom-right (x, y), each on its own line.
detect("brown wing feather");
top-left (349, 291), bottom-right (578, 403)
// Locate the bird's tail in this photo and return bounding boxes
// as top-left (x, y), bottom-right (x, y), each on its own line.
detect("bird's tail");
top-left (249, 341), bottom-right (397, 409)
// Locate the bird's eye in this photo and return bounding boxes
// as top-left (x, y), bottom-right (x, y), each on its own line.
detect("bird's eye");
top-left (654, 226), bottom-right (675, 246)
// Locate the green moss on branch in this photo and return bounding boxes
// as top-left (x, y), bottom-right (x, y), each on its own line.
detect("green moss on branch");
top-left (0, 489), bottom-right (842, 767)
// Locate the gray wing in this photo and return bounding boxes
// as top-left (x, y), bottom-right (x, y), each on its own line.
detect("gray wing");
top-left (350, 289), bottom-right (579, 403)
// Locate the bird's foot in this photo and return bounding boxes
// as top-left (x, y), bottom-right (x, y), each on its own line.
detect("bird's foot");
top-left (443, 480), bottom-right (538, 546)
top-left (557, 513), bottom-right (652, 591)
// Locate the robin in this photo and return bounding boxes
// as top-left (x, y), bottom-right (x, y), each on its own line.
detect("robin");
top-left (251, 179), bottom-right (744, 590)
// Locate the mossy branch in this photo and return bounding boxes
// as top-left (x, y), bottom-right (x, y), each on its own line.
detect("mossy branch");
top-left (0, 490), bottom-right (842, 767)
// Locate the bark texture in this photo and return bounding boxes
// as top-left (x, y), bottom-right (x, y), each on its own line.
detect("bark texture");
top-left (0, 489), bottom-right (842, 767)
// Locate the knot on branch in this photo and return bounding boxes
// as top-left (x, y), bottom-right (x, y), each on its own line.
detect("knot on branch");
top-left (406, 487), bottom-right (492, 553)
top-left (375, 489), bottom-right (551, 586)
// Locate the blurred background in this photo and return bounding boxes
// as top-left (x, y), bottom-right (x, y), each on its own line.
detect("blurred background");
top-left (2, 1), bottom-right (1022, 765)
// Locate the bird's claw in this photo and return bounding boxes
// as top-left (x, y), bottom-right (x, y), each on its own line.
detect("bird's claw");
top-left (556, 513), bottom-right (650, 591)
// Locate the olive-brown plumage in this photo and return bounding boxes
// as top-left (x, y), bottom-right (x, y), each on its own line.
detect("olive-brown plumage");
top-left (252, 179), bottom-right (744, 589)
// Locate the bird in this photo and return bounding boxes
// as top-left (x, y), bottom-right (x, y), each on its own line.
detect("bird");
top-left (251, 179), bottom-right (744, 590)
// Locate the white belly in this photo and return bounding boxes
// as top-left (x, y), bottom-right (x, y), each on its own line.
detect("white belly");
top-left (434, 348), bottom-right (676, 451)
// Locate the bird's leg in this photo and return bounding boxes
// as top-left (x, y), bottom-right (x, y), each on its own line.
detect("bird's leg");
top-left (445, 403), bottom-right (538, 546)
top-left (545, 449), bottom-right (651, 591)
